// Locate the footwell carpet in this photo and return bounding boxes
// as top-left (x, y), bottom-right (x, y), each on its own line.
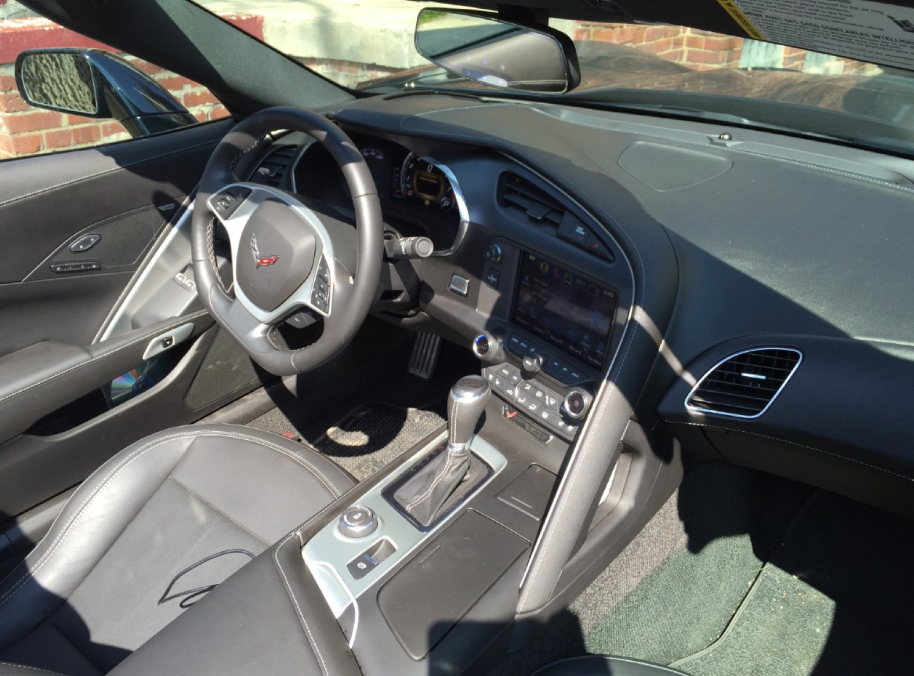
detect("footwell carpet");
top-left (250, 403), bottom-right (444, 481)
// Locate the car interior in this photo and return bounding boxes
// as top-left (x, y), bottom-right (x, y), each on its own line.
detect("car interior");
top-left (0, 0), bottom-right (913, 675)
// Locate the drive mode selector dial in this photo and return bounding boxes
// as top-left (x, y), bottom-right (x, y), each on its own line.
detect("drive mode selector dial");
top-left (338, 505), bottom-right (378, 538)
top-left (562, 387), bottom-right (593, 421)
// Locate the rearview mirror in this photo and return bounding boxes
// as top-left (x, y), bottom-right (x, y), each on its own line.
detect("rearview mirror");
top-left (15, 49), bottom-right (198, 137)
top-left (414, 9), bottom-right (580, 94)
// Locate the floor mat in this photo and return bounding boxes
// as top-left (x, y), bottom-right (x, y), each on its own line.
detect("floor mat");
top-left (250, 403), bottom-right (444, 481)
top-left (670, 492), bottom-right (914, 676)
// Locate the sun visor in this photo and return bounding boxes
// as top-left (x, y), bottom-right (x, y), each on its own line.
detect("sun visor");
top-left (613, 0), bottom-right (914, 72)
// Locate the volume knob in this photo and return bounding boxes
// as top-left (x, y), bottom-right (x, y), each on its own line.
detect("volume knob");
top-left (562, 388), bottom-right (592, 421)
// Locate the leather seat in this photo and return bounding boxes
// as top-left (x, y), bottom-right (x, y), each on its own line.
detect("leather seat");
top-left (534, 656), bottom-right (691, 676)
top-left (0, 424), bottom-right (355, 676)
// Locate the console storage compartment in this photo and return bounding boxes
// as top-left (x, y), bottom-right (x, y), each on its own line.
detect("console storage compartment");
top-left (378, 510), bottom-right (529, 659)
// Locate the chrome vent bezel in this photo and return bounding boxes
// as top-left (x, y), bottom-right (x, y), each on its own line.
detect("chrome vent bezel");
top-left (685, 347), bottom-right (803, 419)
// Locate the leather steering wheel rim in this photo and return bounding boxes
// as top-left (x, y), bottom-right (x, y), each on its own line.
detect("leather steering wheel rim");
top-left (191, 106), bottom-right (383, 377)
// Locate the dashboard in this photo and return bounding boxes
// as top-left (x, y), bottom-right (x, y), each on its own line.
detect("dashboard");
top-left (244, 92), bottom-right (914, 522)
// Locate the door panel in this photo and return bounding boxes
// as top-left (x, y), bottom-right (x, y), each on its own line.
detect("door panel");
top-left (0, 117), bottom-right (276, 529)
top-left (0, 120), bottom-right (229, 286)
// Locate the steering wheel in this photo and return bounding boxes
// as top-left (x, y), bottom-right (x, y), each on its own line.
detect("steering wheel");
top-left (191, 107), bottom-right (383, 376)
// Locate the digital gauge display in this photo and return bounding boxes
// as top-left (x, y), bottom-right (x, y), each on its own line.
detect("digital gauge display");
top-left (395, 153), bottom-right (457, 212)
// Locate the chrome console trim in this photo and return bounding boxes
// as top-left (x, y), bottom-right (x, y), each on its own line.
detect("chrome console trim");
top-left (302, 432), bottom-right (507, 627)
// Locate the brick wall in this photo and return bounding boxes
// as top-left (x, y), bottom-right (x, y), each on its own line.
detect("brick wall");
top-left (574, 24), bottom-right (745, 70)
top-left (0, 8), bottom-right (263, 160)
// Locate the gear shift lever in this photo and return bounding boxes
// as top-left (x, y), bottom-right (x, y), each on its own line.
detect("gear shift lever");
top-left (392, 376), bottom-right (490, 526)
top-left (446, 375), bottom-right (490, 450)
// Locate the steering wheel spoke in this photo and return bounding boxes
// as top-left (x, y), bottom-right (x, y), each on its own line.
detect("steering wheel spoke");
top-left (192, 108), bottom-right (383, 376)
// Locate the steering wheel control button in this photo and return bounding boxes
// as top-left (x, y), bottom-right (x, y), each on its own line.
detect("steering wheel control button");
top-left (483, 242), bottom-right (503, 263)
top-left (317, 256), bottom-right (330, 283)
top-left (212, 187), bottom-right (251, 220)
top-left (69, 234), bottom-right (101, 253)
top-left (563, 388), bottom-right (593, 421)
top-left (338, 506), bottom-right (378, 538)
top-left (286, 310), bottom-right (319, 329)
top-left (448, 274), bottom-right (469, 297)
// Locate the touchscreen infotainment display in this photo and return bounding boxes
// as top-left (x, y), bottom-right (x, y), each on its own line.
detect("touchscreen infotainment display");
top-left (512, 252), bottom-right (618, 370)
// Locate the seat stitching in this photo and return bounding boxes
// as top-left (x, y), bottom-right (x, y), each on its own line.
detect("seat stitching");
top-left (203, 431), bottom-right (348, 496)
top-left (167, 477), bottom-right (270, 546)
top-left (273, 532), bottom-right (331, 676)
top-left (0, 429), bottom-right (344, 610)
top-left (0, 312), bottom-right (208, 406)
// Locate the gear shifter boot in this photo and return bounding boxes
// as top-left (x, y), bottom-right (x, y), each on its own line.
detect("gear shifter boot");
top-left (392, 375), bottom-right (490, 527)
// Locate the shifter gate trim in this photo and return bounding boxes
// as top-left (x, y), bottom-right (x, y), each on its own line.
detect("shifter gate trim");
top-left (301, 432), bottom-right (507, 623)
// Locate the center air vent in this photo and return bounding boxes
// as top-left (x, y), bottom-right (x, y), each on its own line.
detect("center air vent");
top-left (685, 348), bottom-right (802, 419)
top-left (499, 173), bottom-right (566, 227)
top-left (250, 145), bottom-right (299, 188)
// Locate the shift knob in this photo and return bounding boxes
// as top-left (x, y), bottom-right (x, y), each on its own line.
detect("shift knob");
top-left (447, 375), bottom-right (490, 449)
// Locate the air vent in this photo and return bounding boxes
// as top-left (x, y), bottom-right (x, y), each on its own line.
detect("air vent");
top-left (499, 173), bottom-right (566, 227)
top-left (250, 145), bottom-right (298, 188)
top-left (686, 348), bottom-right (802, 419)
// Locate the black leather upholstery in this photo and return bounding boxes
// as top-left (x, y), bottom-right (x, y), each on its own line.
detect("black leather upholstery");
top-left (0, 424), bottom-right (355, 676)
top-left (534, 656), bottom-right (690, 676)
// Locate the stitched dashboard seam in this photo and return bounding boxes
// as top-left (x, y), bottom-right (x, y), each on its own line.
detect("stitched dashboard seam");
top-left (663, 419), bottom-right (914, 482)
top-left (514, 133), bottom-right (647, 609)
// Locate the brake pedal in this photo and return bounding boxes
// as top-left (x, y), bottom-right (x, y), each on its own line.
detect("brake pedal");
top-left (408, 332), bottom-right (441, 380)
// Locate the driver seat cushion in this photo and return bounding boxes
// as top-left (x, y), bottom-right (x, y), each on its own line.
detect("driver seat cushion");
top-left (533, 656), bottom-right (691, 676)
top-left (0, 424), bottom-right (355, 676)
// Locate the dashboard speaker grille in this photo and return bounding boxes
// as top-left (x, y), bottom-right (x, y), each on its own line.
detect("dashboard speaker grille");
top-left (686, 348), bottom-right (802, 418)
top-left (250, 145), bottom-right (298, 188)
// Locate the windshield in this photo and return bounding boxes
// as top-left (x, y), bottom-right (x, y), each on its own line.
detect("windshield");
top-left (197, 1), bottom-right (914, 154)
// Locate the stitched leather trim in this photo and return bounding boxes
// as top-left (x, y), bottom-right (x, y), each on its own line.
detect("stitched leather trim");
top-left (0, 312), bottom-right (208, 408)
top-left (0, 662), bottom-right (66, 675)
top-left (0, 428), bottom-right (348, 614)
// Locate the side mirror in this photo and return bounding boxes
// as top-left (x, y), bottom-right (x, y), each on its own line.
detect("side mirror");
top-left (15, 49), bottom-right (198, 138)
top-left (414, 9), bottom-right (580, 94)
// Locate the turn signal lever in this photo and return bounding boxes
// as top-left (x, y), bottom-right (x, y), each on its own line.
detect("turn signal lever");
top-left (392, 376), bottom-right (490, 526)
top-left (384, 235), bottom-right (434, 260)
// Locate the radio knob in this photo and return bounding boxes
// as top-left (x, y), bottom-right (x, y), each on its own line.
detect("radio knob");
top-left (562, 388), bottom-right (592, 421)
top-left (522, 351), bottom-right (546, 374)
top-left (483, 243), bottom-right (503, 263)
